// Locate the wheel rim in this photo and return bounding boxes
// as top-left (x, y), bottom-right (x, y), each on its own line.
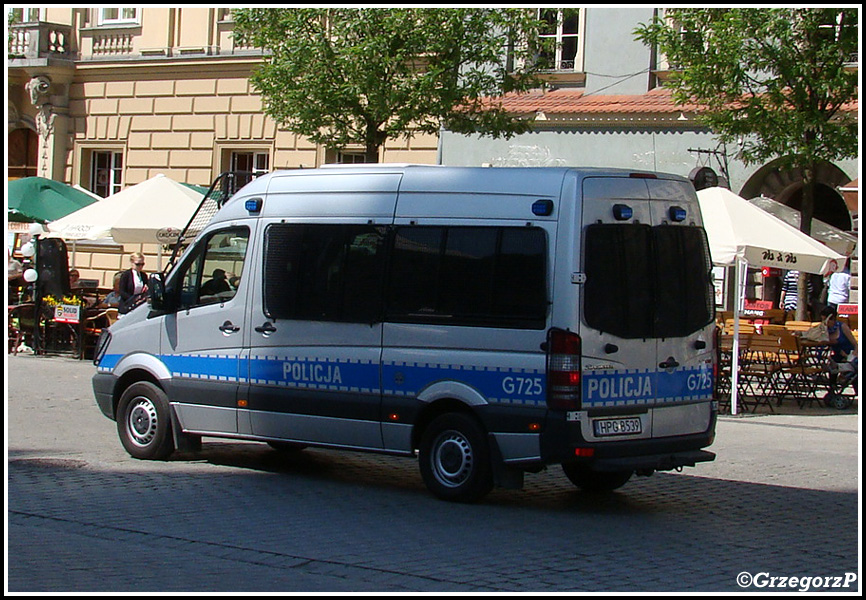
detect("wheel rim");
top-left (431, 430), bottom-right (474, 488)
top-left (127, 397), bottom-right (158, 448)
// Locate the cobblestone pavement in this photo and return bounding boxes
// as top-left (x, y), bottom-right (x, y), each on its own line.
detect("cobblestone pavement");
top-left (6, 354), bottom-right (860, 593)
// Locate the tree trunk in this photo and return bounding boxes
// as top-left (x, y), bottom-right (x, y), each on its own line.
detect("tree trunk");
top-left (796, 161), bottom-right (816, 321)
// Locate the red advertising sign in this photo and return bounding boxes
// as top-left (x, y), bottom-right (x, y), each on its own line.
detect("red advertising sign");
top-left (744, 300), bottom-right (773, 311)
top-left (837, 303), bottom-right (858, 316)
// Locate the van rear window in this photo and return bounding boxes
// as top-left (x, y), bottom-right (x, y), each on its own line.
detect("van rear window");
top-left (584, 224), bottom-right (713, 338)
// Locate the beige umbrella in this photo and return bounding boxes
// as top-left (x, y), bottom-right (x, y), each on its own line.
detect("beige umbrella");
top-left (48, 174), bottom-right (204, 269)
top-left (697, 187), bottom-right (846, 415)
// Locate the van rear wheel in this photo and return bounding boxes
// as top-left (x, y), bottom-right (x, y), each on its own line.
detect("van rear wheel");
top-left (562, 463), bottom-right (633, 492)
top-left (117, 382), bottom-right (175, 460)
top-left (419, 413), bottom-right (493, 503)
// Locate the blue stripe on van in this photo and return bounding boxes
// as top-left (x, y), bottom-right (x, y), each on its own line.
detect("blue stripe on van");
top-left (582, 364), bottom-right (713, 407)
top-left (249, 356), bottom-right (379, 393)
top-left (382, 361), bottom-right (547, 406)
top-left (99, 353), bottom-right (712, 407)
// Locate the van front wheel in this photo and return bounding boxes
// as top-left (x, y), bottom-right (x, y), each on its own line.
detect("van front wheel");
top-left (562, 463), bottom-right (633, 492)
top-left (419, 413), bottom-right (493, 503)
top-left (117, 382), bottom-right (175, 460)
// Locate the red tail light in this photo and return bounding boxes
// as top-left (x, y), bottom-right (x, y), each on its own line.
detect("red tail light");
top-left (547, 328), bottom-right (582, 410)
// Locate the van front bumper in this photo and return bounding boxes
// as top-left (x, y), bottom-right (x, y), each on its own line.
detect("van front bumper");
top-left (92, 372), bottom-right (117, 420)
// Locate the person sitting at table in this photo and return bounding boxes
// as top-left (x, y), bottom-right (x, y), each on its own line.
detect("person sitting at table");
top-left (821, 306), bottom-right (857, 363)
top-left (99, 272), bottom-right (124, 309)
top-left (820, 306), bottom-right (857, 397)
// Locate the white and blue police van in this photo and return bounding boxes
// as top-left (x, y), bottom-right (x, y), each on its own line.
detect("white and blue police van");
top-left (92, 165), bottom-right (717, 502)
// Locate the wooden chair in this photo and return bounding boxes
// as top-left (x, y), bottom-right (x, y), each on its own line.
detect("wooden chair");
top-left (776, 329), bottom-right (823, 407)
top-left (738, 334), bottom-right (783, 412)
top-left (764, 309), bottom-right (786, 324)
top-left (760, 324), bottom-right (787, 337)
top-left (80, 308), bottom-right (118, 360)
top-left (718, 333), bottom-right (756, 412)
top-left (8, 303), bottom-right (36, 354)
top-left (723, 319), bottom-right (756, 334)
top-left (784, 320), bottom-right (816, 332)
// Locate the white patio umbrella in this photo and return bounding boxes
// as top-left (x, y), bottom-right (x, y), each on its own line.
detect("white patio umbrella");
top-left (48, 174), bottom-right (204, 269)
top-left (747, 195), bottom-right (857, 257)
top-left (697, 187), bottom-right (846, 415)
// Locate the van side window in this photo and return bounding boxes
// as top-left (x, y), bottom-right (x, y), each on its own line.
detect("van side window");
top-left (584, 224), bottom-right (713, 338)
top-left (264, 224), bottom-right (388, 323)
top-left (387, 226), bottom-right (547, 329)
top-left (178, 227), bottom-right (249, 308)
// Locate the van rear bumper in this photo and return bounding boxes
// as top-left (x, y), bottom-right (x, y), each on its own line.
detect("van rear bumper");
top-left (540, 409), bottom-right (717, 471)
top-left (586, 449), bottom-right (715, 472)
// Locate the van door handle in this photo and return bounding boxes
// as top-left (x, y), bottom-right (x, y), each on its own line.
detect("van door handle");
top-left (255, 322), bottom-right (276, 334)
top-left (659, 357), bottom-right (680, 369)
top-left (219, 321), bottom-right (240, 334)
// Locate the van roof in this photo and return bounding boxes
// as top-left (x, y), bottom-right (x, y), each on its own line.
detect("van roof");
top-left (218, 164), bottom-right (693, 219)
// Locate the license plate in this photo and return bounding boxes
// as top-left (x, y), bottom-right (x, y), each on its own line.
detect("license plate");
top-left (593, 417), bottom-right (642, 437)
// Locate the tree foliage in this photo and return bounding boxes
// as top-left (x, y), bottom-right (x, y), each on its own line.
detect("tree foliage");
top-left (635, 8), bottom-right (858, 171)
top-left (636, 8), bottom-right (858, 318)
top-left (233, 8), bottom-right (548, 161)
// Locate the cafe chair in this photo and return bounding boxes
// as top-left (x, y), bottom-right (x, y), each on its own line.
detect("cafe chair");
top-left (80, 308), bottom-right (119, 360)
top-left (8, 303), bottom-right (37, 354)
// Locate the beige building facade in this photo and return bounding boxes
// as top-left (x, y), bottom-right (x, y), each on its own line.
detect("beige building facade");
top-left (8, 7), bottom-right (437, 285)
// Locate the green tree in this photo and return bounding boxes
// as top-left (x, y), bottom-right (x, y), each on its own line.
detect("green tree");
top-left (233, 8), bottom-right (547, 163)
top-left (636, 8), bottom-right (858, 318)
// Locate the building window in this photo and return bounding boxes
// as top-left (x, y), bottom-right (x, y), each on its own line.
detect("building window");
top-left (91, 150), bottom-right (123, 197)
top-left (537, 8), bottom-right (584, 71)
top-left (336, 152), bottom-right (371, 164)
top-left (97, 8), bottom-right (140, 26)
top-left (227, 151), bottom-right (269, 190)
top-left (8, 8), bottom-right (41, 23)
top-left (8, 128), bottom-right (39, 179)
top-left (230, 151), bottom-right (269, 175)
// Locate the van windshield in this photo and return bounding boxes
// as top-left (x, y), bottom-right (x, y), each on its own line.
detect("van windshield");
top-left (583, 223), bottom-right (714, 339)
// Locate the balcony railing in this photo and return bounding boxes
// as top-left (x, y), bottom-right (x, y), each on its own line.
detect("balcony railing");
top-left (8, 22), bottom-right (74, 60)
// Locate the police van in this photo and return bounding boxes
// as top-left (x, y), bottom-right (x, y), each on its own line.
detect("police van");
top-left (92, 165), bottom-right (717, 502)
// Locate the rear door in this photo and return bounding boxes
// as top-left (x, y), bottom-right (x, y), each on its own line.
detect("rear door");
top-left (580, 176), bottom-right (658, 419)
top-left (579, 176), bottom-right (714, 437)
top-left (645, 177), bottom-right (715, 434)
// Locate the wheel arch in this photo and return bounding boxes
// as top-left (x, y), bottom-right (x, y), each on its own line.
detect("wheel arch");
top-left (411, 380), bottom-right (489, 450)
top-left (112, 367), bottom-right (165, 420)
top-left (412, 397), bottom-right (486, 451)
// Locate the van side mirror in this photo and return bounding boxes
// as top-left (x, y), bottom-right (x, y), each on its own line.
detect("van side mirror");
top-left (148, 273), bottom-right (171, 313)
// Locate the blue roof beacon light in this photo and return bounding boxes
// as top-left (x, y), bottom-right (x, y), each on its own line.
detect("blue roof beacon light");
top-left (612, 204), bottom-right (633, 221)
top-left (245, 197), bottom-right (263, 213)
top-left (669, 206), bottom-right (687, 222)
top-left (532, 199), bottom-right (555, 216)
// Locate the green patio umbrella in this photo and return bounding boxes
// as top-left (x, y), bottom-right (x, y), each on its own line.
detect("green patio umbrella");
top-left (7, 177), bottom-right (100, 223)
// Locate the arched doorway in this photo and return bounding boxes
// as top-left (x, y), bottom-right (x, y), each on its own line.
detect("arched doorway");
top-left (8, 127), bottom-right (39, 179)
top-left (739, 158), bottom-right (853, 232)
